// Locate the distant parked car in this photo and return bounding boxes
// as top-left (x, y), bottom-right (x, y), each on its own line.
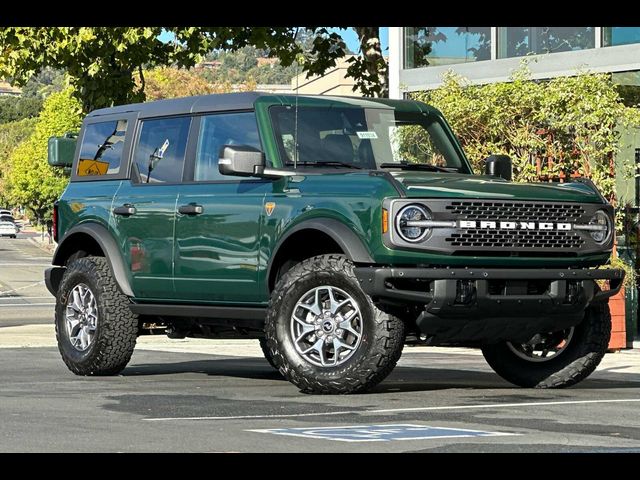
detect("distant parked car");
top-left (0, 209), bottom-right (12, 216)
top-left (0, 215), bottom-right (15, 224)
top-left (0, 221), bottom-right (18, 238)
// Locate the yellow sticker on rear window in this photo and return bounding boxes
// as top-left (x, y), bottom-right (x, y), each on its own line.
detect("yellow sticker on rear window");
top-left (77, 158), bottom-right (109, 176)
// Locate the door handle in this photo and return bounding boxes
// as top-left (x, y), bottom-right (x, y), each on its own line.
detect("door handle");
top-left (113, 204), bottom-right (136, 216)
top-left (178, 204), bottom-right (204, 215)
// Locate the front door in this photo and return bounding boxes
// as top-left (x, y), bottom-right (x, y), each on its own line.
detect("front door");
top-left (173, 112), bottom-right (270, 303)
top-left (111, 115), bottom-right (192, 300)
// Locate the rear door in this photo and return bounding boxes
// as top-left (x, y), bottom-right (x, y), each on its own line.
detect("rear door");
top-left (111, 115), bottom-right (192, 300)
top-left (173, 111), bottom-right (272, 303)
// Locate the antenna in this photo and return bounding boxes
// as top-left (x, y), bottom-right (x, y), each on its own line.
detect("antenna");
top-left (293, 30), bottom-right (301, 170)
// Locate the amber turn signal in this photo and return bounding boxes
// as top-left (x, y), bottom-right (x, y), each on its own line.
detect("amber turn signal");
top-left (382, 208), bottom-right (389, 233)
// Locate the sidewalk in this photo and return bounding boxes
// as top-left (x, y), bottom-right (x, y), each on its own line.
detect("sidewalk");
top-left (21, 225), bottom-right (56, 254)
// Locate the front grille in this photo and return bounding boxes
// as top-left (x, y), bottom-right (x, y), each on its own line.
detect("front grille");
top-left (445, 201), bottom-right (585, 222)
top-left (447, 229), bottom-right (584, 249)
top-left (444, 201), bottom-right (586, 250)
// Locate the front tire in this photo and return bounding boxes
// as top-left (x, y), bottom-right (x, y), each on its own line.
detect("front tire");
top-left (55, 256), bottom-right (138, 376)
top-left (259, 337), bottom-right (278, 370)
top-left (482, 302), bottom-right (611, 388)
top-left (264, 254), bottom-right (405, 394)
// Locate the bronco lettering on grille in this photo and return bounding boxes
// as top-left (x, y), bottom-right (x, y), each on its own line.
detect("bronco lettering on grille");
top-left (459, 220), bottom-right (573, 231)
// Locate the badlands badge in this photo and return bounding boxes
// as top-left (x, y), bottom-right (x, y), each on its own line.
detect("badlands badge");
top-left (265, 202), bottom-right (276, 216)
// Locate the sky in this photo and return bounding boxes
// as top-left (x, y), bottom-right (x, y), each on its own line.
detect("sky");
top-left (158, 28), bottom-right (389, 54)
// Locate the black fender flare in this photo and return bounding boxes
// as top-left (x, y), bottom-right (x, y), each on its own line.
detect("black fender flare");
top-left (266, 218), bottom-right (374, 287)
top-left (51, 223), bottom-right (134, 297)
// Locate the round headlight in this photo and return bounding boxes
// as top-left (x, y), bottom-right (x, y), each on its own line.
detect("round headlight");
top-left (396, 204), bottom-right (431, 243)
top-left (589, 210), bottom-right (612, 244)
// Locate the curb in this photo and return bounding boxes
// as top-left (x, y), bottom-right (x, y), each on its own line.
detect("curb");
top-left (26, 236), bottom-right (56, 255)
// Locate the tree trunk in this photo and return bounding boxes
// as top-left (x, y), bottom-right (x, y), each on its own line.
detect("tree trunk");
top-left (353, 27), bottom-right (388, 98)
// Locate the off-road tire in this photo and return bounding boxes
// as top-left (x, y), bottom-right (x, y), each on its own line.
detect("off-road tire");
top-left (264, 254), bottom-right (405, 394)
top-left (55, 256), bottom-right (138, 376)
top-left (481, 302), bottom-right (611, 388)
top-left (259, 337), bottom-right (278, 370)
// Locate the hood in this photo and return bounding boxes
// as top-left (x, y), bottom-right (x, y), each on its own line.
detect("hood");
top-left (390, 171), bottom-right (604, 204)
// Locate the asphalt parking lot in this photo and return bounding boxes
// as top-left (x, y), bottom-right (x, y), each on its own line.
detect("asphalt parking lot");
top-left (1, 236), bottom-right (640, 452)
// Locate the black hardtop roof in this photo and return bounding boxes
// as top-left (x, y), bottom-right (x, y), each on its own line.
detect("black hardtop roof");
top-left (87, 92), bottom-right (266, 118)
top-left (86, 92), bottom-right (429, 119)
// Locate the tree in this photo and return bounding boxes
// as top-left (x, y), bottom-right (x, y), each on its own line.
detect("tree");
top-left (0, 117), bottom-right (36, 204)
top-left (0, 27), bottom-right (388, 113)
top-left (5, 87), bottom-right (82, 222)
top-left (143, 66), bottom-right (256, 100)
top-left (0, 95), bottom-right (42, 123)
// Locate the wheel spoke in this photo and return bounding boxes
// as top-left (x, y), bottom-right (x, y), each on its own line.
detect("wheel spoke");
top-left (342, 309), bottom-right (357, 322)
top-left (71, 289), bottom-right (83, 312)
top-left (295, 323), bottom-right (315, 342)
top-left (292, 314), bottom-right (310, 326)
top-left (68, 320), bottom-right (82, 338)
top-left (330, 298), bottom-right (350, 315)
top-left (338, 317), bottom-right (360, 337)
top-left (298, 297), bottom-right (322, 316)
top-left (301, 338), bottom-right (325, 363)
top-left (332, 338), bottom-right (354, 362)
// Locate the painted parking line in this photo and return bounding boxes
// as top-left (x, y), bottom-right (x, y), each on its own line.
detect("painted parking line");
top-left (249, 424), bottom-right (518, 442)
top-left (0, 303), bottom-right (55, 307)
top-left (146, 398), bottom-right (640, 422)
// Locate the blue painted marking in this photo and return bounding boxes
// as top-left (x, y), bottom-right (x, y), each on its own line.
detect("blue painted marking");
top-left (250, 424), bottom-right (515, 442)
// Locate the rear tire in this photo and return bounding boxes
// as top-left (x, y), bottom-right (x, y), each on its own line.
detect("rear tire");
top-left (482, 302), bottom-right (611, 388)
top-left (264, 254), bottom-right (405, 394)
top-left (55, 256), bottom-right (138, 376)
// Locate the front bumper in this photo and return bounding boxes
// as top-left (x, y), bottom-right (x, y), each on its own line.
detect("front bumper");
top-left (354, 266), bottom-right (624, 343)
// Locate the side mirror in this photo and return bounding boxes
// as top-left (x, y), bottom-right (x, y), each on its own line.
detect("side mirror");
top-left (48, 132), bottom-right (77, 168)
top-left (484, 154), bottom-right (512, 181)
top-left (219, 145), bottom-right (266, 177)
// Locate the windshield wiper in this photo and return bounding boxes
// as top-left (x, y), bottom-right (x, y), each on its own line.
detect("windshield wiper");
top-left (379, 162), bottom-right (457, 173)
top-left (286, 161), bottom-right (362, 170)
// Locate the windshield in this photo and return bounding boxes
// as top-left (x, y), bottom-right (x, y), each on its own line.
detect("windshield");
top-left (269, 105), bottom-right (466, 171)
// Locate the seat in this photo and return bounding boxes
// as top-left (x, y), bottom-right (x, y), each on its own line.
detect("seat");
top-left (357, 139), bottom-right (377, 169)
top-left (322, 134), bottom-right (355, 165)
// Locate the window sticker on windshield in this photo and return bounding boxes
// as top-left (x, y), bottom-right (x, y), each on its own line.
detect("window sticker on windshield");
top-left (356, 131), bottom-right (378, 139)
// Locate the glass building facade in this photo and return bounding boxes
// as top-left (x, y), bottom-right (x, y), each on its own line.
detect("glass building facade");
top-left (497, 27), bottom-right (595, 58)
top-left (603, 27), bottom-right (640, 47)
top-left (401, 27), bottom-right (640, 71)
top-left (404, 27), bottom-right (491, 68)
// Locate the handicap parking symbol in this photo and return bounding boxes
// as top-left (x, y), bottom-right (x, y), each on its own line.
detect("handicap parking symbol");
top-left (250, 424), bottom-right (516, 442)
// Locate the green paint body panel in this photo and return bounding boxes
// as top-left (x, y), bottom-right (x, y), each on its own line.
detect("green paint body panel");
top-left (54, 94), bottom-right (613, 306)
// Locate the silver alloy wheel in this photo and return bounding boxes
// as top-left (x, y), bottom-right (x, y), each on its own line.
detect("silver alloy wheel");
top-left (290, 285), bottom-right (363, 367)
top-left (506, 327), bottom-right (575, 363)
top-left (65, 283), bottom-right (98, 352)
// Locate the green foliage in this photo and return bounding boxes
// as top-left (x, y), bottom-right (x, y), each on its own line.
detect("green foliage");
top-left (5, 87), bottom-right (81, 221)
top-left (0, 27), bottom-right (388, 114)
top-left (203, 46), bottom-right (300, 85)
top-left (414, 65), bottom-right (640, 213)
top-left (0, 116), bottom-right (36, 204)
top-left (143, 66), bottom-right (256, 100)
top-left (598, 255), bottom-right (637, 290)
top-left (0, 95), bottom-right (43, 123)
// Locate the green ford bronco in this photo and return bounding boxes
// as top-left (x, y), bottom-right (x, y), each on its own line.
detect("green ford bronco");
top-left (45, 92), bottom-right (624, 394)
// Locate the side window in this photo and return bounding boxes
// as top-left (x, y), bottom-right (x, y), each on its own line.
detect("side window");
top-left (133, 117), bottom-right (191, 183)
top-left (77, 120), bottom-right (127, 176)
top-left (194, 112), bottom-right (261, 181)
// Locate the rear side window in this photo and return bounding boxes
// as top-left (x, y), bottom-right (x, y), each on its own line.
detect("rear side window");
top-left (194, 112), bottom-right (261, 181)
top-left (77, 120), bottom-right (127, 176)
top-left (132, 117), bottom-right (191, 184)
